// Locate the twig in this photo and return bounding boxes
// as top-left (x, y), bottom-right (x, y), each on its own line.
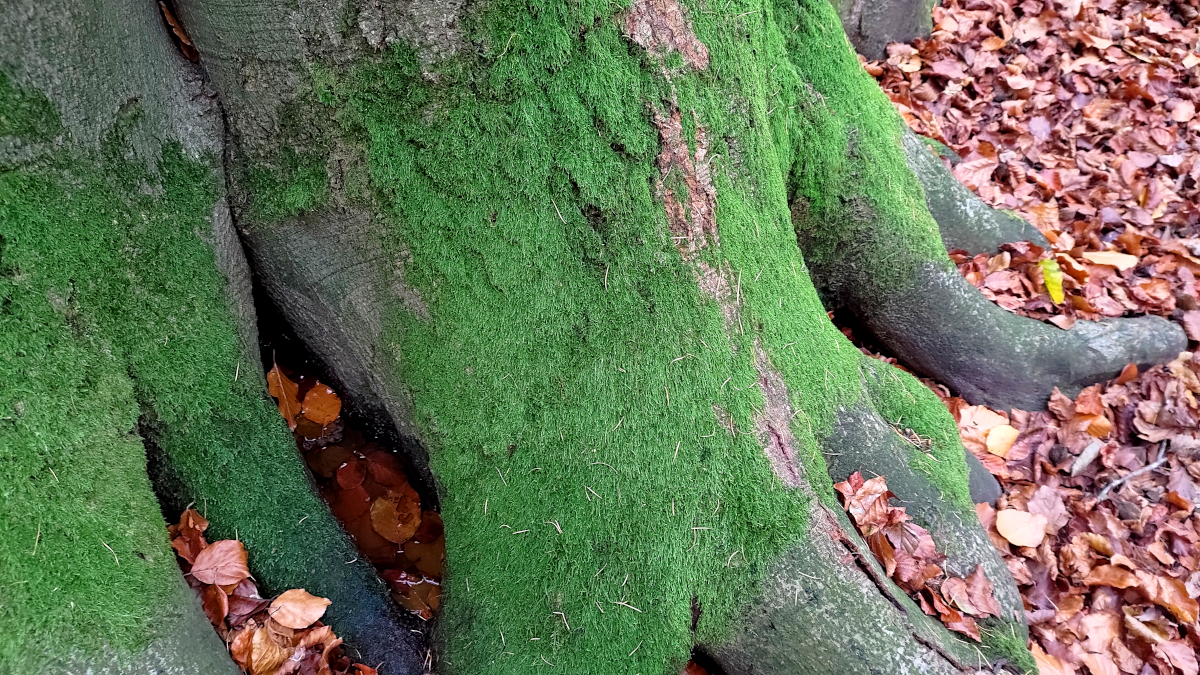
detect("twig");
top-left (550, 198), bottom-right (566, 224)
top-left (1097, 441), bottom-right (1168, 502)
top-left (496, 32), bottom-right (516, 61)
top-left (591, 461), bottom-right (617, 472)
top-left (629, 641), bottom-right (642, 657)
top-left (553, 611), bottom-right (570, 631)
top-left (613, 600), bottom-right (642, 613)
top-left (496, 467), bottom-right (508, 486)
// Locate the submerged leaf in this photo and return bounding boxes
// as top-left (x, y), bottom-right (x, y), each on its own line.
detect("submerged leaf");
top-left (301, 382), bottom-right (342, 425)
top-left (267, 364), bottom-right (301, 431)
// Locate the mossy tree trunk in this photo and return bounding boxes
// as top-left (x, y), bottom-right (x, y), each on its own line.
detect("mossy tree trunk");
top-left (2, 0), bottom-right (1186, 674)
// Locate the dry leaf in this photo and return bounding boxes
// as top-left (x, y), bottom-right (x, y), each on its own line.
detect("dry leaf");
top-left (995, 509), bottom-right (1048, 547)
top-left (268, 589), bottom-right (332, 630)
top-left (1154, 641), bottom-right (1199, 675)
top-left (1084, 565), bottom-right (1139, 589)
top-left (249, 624), bottom-right (292, 675)
top-left (1081, 251), bottom-right (1139, 271)
top-left (986, 424), bottom-right (1020, 457)
top-left (190, 539), bottom-right (250, 586)
top-left (301, 382), bottom-right (342, 426)
top-left (1032, 644), bottom-right (1076, 675)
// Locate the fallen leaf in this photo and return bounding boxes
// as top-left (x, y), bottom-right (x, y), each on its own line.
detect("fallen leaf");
top-left (249, 624), bottom-right (292, 675)
top-left (1032, 644), bottom-right (1075, 675)
top-left (301, 382), bottom-right (342, 426)
top-left (1027, 485), bottom-right (1070, 533)
top-left (370, 486), bottom-right (422, 544)
top-left (986, 424), bottom-right (1020, 457)
top-left (190, 539), bottom-right (250, 586)
top-left (1080, 653), bottom-right (1119, 675)
top-left (1154, 641), bottom-right (1199, 675)
top-left (201, 583), bottom-right (229, 629)
top-left (1040, 258), bottom-right (1066, 304)
top-left (1135, 572), bottom-right (1199, 624)
top-left (1081, 251), bottom-right (1140, 271)
top-left (268, 589), bottom-right (332, 630)
top-left (267, 364), bottom-right (302, 431)
top-left (996, 509), bottom-right (1048, 547)
top-left (1084, 565), bottom-right (1139, 589)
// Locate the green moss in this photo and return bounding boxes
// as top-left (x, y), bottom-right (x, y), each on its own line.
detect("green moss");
top-left (0, 76), bottom-right (350, 668)
top-left (0, 71), bottom-right (60, 141)
top-left (980, 620), bottom-right (1038, 674)
top-left (862, 362), bottom-right (974, 514)
top-left (260, 0), bottom-right (938, 671)
top-left (246, 146), bottom-right (330, 221)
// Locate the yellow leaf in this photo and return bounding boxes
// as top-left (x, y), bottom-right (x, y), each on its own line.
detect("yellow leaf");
top-left (1081, 251), bottom-right (1139, 271)
top-left (1039, 258), bottom-right (1065, 304)
top-left (995, 509), bottom-right (1047, 548)
top-left (984, 424), bottom-right (1019, 457)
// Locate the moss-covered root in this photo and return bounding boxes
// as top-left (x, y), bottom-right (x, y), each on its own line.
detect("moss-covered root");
top-left (853, 261), bottom-right (1185, 410)
top-left (900, 128), bottom-right (1049, 254)
top-left (784, 0), bottom-right (1185, 412)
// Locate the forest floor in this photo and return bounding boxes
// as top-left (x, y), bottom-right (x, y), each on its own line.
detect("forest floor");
top-left (863, 1), bottom-right (1200, 673)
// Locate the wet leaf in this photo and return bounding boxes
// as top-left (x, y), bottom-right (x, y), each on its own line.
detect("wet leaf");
top-left (370, 485), bottom-right (422, 544)
top-left (267, 363), bottom-right (301, 431)
top-left (268, 589), bottom-right (332, 630)
top-left (301, 382), bottom-right (341, 426)
top-left (190, 539), bottom-right (250, 586)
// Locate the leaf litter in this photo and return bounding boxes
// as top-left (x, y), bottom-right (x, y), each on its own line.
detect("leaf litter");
top-left (852, 1), bottom-right (1200, 670)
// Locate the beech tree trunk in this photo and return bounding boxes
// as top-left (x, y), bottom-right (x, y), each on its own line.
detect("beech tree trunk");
top-left (0, 0), bottom-right (1185, 674)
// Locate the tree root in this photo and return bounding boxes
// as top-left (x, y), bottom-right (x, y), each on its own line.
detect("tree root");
top-left (901, 128), bottom-right (1048, 255)
top-left (845, 261), bottom-right (1186, 411)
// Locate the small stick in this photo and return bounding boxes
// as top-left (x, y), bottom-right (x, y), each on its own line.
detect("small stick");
top-left (545, 520), bottom-right (562, 534)
top-left (234, 363), bottom-right (240, 382)
top-left (553, 611), bottom-right (570, 631)
top-left (496, 467), bottom-right (508, 486)
top-left (604, 266), bottom-right (609, 290)
top-left (48, 467), bottom-right (58, 482)
top-left (673, 441), bottom-right (681, 463)
top-left (32, 523), bottom-right (40, 555)
top-left (101, 541), bottom-right (119, 565)
top-left (496, 32), bottom-right (516, 60)
top-left (550, 198), bottom-right (566, 224)
top-left (594, 564), bottom-right (606, 577)
top-left (595, 600), bottom-right (604, 613)
top-left (611, 417), bottom-right (623, 432)
top-left (591, 461), bottom-right (617, 472)
top-left (1098, 441), bottom-right (1168, 501)
top-left (585, 486), bottom-right (602, 501)
top-left (613, 600), bottom-right (642, 613)
top-left (665, 386), bottom-right (670, 407)
top-left (726, 549), bottom-right (742, 567)
top-left (629, 641), bottom-right (642, 657)
top-left (541, 656), bottom-right (555, 667)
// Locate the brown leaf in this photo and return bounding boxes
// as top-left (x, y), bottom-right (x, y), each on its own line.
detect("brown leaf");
top-left (301, 382), bottom-right (342, 426)
top-left (268, 589), bottom-right (332, 630)
top-left (170, 508), bottom-right (209, 564)
top-left (1084, 565), bottom-right (1139, 589)
top-left (267, 364), bottom-right (301, 431)
top-left (229, 621), bottom-right (256, 669)
top-left (370, 486), bottom-right (422, 544)
top-left (1154, 641), bottom-right (1199, 675)
top-left (249, 624), bottom-right (292, 675)
top-left (1032, 644), bottom-right (1075, 675)
top-left (1135, 572), bottom-right (1199, 624)
top-left (1027, 485), bottom-right (1070, 534)
top-left (190, 539), bottom-right (250, 586)
top-left (200, 583), bottom-right (229, 629)
top-left (336, 457), bottom-right (367, 491)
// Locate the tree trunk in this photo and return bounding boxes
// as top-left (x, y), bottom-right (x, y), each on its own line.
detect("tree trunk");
top-left (2, 0), bottom-right (1185, 673)
top-left (831, 0), bottom-right (938, 59)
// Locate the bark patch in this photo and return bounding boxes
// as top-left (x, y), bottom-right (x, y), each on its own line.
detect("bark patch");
top-left (653, 108), bottom-right (718, 260)
top-left (623, 0), bottom-right (710, 71)
top-left (753, 345), bottom-right (806, 488)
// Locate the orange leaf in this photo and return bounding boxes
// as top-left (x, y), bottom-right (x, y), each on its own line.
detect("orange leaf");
top-left (268, 589), bottom-right (332, 630)
top-left (1135, 572), bottom-right (1199, 624)
top-left (267, 364), bottom-right (301, 431)
top-left (301, 382), bottom-right (342, 425)
top-left (190, 539), bottom-right (251, 586)
top-left (1083, 565), bottom-right (1139, 589)
top-left (370, 486), bottom-right (423, 544)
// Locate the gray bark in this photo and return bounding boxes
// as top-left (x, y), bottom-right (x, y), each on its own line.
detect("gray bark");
top-left (832, 0), bottom-right (938, 60)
